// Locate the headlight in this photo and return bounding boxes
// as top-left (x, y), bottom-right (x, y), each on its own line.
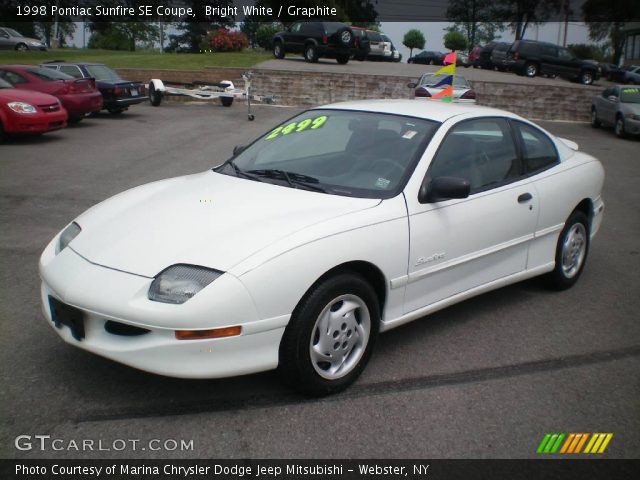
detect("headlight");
top-left (8, 102), bottom-right (37, 114)
top-left (28, 40), bottom-right (41, 46)
top-left (628, 114), bottom-right (640, 121)
top-left (148, 265), bottom-right (222, 304)
top-left (56, 222), bottom-right (81, 254)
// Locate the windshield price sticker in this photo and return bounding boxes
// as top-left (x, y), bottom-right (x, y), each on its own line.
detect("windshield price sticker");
top-left (622, 88), bottom-right (639, 94)
top-left (265, 115), bottom-right (328, 140)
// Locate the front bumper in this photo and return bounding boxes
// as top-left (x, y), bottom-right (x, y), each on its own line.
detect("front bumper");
top-left (4, 110), bottom-right (67, 134)
top-left (623, 116), bottom-right (640, 135)
top-left (39, 242), bottom-right (288, 379)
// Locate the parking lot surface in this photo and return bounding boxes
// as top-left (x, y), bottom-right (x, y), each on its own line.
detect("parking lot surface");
top-left (0, 102), bottom-right (638, 459)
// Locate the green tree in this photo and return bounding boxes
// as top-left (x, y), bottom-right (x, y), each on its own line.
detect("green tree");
top-left (446, 0), bottom-right (504, 47)
top-left (444, 30), bottom-right (468, 52)
top-left (402, 29), bottom-right (426, 59)
top-left (492, 0), bottom-right (561, 40)
top-left (254, 23), bottom-right (282, 50)
top-left (582, 0), bottom-right (636, 65)
top-left (168, 0), bottom-right (235, 52)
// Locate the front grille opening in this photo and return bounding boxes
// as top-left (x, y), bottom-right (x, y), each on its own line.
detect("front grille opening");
top-left (104, 320), bottom-right (150, 337)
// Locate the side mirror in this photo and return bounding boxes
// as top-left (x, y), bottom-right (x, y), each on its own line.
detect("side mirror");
top-left (233, 145), bottom-right (246, 156)
top-left (607, 95), bottom-right (619, 102)
top-left (407, 82), bottom-right (417, 89)
top-left (419, 176), bottom-right (471, 204)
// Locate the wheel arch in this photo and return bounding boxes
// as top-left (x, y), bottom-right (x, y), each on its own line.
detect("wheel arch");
top-left (299, 260), bottom-right (388, 317)
top-left (573, 198), bottom-right (594, 228)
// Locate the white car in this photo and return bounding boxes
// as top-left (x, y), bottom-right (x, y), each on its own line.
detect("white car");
top-left (40, 100), bottom-right (605, 395)
top-left (409, 74), bottom-right (477, 103)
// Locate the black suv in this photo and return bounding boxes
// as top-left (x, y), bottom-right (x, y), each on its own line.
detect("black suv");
top-left (272, 21), bottom-right (356, 64)
top-left (506, 40), bottom-right (599, 85)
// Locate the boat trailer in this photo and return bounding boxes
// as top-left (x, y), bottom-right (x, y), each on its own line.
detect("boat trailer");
top-left (147, 71), bottom-right (274, 121)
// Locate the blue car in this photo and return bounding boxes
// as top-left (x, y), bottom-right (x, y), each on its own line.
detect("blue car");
top-left (41, 62), bottom-right (148, 114)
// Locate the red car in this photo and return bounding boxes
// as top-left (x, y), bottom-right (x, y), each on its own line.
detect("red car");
top-left (0, 77), bottom-right (67, 141)
top-left (0, 65), bottom-right (102, 123)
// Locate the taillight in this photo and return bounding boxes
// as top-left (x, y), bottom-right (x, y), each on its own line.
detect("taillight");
top-left (460, 90), bottom-right (476, 100)
top-left (322, 35), bottom-right (328, 44)
top-left (114, 87), bottom-right (126, 95)
top-left (511, 51), bottom-right (519, 60)
top-left (415, 87), bottom-right (431, 98)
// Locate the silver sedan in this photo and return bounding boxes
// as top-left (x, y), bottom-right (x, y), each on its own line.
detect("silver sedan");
top-left (591, 85), bottom-right (640, 138)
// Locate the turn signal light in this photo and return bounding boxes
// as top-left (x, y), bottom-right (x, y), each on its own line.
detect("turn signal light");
top-left (175, 326), bottom-right (242, 340)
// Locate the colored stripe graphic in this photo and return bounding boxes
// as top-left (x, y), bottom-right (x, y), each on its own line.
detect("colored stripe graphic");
top-left (538, 433), bottom-right (613, 454)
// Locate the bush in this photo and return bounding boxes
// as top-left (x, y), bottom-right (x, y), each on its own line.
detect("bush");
top-left (255, 23), bottom-right (282, 50)
top-left (201, 28), bottom-right (248, 52)
top-left (568, 43), bottom-right (610, 62)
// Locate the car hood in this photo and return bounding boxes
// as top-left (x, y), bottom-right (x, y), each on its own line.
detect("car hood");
top-left (71, 170), bottom-right (381, 277)
top-left (0, 87), bottom-right (59, 104)
top-left (621, 102), bottom-right (640, 115)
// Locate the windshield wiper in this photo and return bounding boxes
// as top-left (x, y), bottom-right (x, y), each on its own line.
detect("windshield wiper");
top-left (218, 160), bottom-right (264, 182)
top-left (247, 169), bottom-right (327, 193)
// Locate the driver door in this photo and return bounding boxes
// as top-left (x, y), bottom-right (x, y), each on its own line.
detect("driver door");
top-left (403, 117), bottom-right (538, 313)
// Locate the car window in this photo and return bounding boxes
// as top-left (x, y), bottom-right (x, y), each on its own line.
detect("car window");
top-left (620, 87), bottom-right (640, 103)
top-left (0, 29), bottom-right (9, 38)
top-left (60, 65), bottom-right (83, 78)
top-left (419, 74), bottom-right (469, 88)
top-left (289, 23), bottom-right (301, 33)
top-left (85, 64), bottom-right (120, 80)
top-left (367, 31), bottom-right (382, 42)
top-left (227, 110), bottom-right (439, 199)
top-left (558, 48), bottom-right (573, 60)
top-left (430, 118), bottom-right (520, 192)
top-left (0, 78), bottom-right (13, 88)
top-left (0, 70), bottom-right (27, 84)
top-left (27, 67), bottom-right (74, 81)
top-left (541, 44), bottom-right (556, 56)
top-left (3, 28), bottom-right (21, 37)
top-left (513, 122), bottom-right (558, 173)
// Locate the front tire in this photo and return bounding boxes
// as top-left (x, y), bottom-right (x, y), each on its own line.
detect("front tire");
top-left (336, 54), bottom-right (349, 65)
top-left (579, 71), bottom-right (594, 85)
top-left (15, 43), bottom-right (28, 51)
top-left (149, 83), bottom-right (162, 106)
top-left (278, 273), bottom-right (380, 396)
top-left (546, 211), bottom-right (590, 290)
top-left (304, 44), bottom-right (318, 63)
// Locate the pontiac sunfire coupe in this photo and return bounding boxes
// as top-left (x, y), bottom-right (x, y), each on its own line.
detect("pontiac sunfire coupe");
top-left (40, 100), bottom-right (605, 395)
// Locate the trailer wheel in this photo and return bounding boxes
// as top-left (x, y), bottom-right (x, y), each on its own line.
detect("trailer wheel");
top-left (220, 96), bottom-right (233, 107)
top-left (248, 114), bottom-right (255, 121)
top-left (149, 83), bottom-right (162, 107)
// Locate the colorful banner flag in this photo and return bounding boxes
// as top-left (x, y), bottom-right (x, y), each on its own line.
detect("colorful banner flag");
top-left (428, 52), bottom-right (456, 102)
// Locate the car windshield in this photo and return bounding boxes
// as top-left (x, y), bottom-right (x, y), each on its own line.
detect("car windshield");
top-left (620, 87), bottom-right (640, 103)
top-left (420, 74), bottom-right (469, 88)
top-left (0, 78), bottom-right (12, 89)
top-left (27, 67), bottom-right (74, 81)
top-left (85, 64), bottom-right (121, 81)
top-left (217, 109), bottom-right (439, 199)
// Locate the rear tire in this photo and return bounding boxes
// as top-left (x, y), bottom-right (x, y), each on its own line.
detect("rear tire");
top-left (304, 44), bottom-right (318, 63)
top-left (545, 211), bottom-right (590, 290)
top-left (579, 71), bottom-right (594, 85)
top-left (220, 96), bottom-right (233, 107)
top-left (15, 43), bottom-right (28, 51)
top-left (615, 116), bottom-right (626, 138)
top-left (524, 62), bottom-right (539, 77)
top-left (149, 83), bottom-right (162, 106)
top-left (590, 108), bottom-right (601, 128)
top-left (0, 121), bottom-right (5, 142)
top-left (278, 273), bottom-right (380, 396)
top-left (273, 41), bottom-right (285, 59)
top-left (107, 108), bottom-right (124, 114)
top-left (68, 116), bottom-right (83, 124)
top-left (336, 54), bottom-right (350, 65)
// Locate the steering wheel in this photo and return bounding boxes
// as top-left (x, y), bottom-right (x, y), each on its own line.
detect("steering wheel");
top-left (370, 158), bottom-right (404, 179)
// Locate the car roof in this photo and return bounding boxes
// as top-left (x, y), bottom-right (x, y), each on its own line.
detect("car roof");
top-left (42, 62), bottom-right (105, 66)
top-left (318, 99), bottom-right (516, 122)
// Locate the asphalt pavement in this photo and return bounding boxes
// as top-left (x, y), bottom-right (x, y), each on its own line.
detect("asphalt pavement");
top-left (0, 102), bottom-right (638, 459)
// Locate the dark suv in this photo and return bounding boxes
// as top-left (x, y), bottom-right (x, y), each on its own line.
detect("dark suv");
top-left (272, 21), bottom-right (356, 64)
top-left (506, 40), bottom-right (599, 85)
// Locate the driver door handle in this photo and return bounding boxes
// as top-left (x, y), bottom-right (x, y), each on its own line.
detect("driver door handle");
top-left (518, 192), bottom-right (533, 203)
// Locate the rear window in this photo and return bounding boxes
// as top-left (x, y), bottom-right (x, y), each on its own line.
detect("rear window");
top-left (367, 31), bottom-right (382, 42)
top-left (85, 65), bottom-right (120, 81)
top-left (0, 78), bottom-right (12, 89)
top-left (27, 67), bottom-right (74, 81)
top-left (324, 23), bottom-right (346, 35)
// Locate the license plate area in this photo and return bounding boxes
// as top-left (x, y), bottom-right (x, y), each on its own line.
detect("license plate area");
top-left (49, 296), bottom-right (85, 341)
top-left (130, 88), bottom-right (139, 96)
